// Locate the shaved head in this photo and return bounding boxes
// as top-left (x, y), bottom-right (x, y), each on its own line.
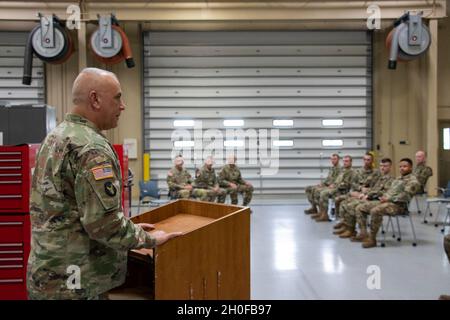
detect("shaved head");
top-left (415, 150), bottom-right (426, 164)
top-left (71, 68), bottom-right (125, 130)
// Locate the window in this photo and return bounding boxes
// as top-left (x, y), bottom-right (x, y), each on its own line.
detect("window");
top-left (273, 119), bottom-right (294, 127)
top-left (273, 140), bottom-right (294, 147)
top-left (224, 140), bottom-right (244, 147)
top-left (224, 119), bottom-right (245, 127)
top-left (322, 139), bottom-right (343, 147)
top-left (322, 119), bottom-right (343, 127)
top-left (174, 140), bottom-right (194, 147)
top-left (173, 120), bottom-right (195, 127)
top-left (444, 128), bottom-right (450, 150)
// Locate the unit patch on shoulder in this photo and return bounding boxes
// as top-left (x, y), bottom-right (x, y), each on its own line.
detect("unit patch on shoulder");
top-left (104, 181), bottom-right (117, 197)
top-left (91, 165), bottom-right (114, 181)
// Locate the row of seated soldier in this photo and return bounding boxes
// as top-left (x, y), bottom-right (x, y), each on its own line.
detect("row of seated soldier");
top-left (304, 151), bottom-right (432, 249)
top-left (166, 154), bottom-right (254, 207)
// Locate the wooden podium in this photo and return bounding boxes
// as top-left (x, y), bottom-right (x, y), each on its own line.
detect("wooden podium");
top-left (118, 199), bottom-right (250, 300)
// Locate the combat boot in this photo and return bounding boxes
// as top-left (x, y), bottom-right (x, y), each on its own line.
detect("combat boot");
top-left (362, 234), bottom-right (377, 248)
top-left (339, 227), bottom-right (356, 238)
top-left (333, 226), bottom-right (347, 235)
top-left (333, 221), bottom-right (345, 229)
top-left (315, 211), bottom-right (329, 222)
top-left (310, 212), bottom-right (321, 219)
top-left (304, 207), bottom-right (318, 214)
top-left (350, 230), bottom-right (368, 242)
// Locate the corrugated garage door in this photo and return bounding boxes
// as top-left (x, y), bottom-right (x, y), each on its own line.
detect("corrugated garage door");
top-left (143, 31), bottom-right (372, 203)
top-left (0, 32), bottom-right (45, 105)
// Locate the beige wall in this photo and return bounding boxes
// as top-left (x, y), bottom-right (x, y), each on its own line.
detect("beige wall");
top-left (10, 1), bottom-right (448, 198)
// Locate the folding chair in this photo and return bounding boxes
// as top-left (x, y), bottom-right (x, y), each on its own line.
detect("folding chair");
top-left (423, 181), bottom-right (450, 224)
top-left (380, 204), bottom-right (417, 247)
top-left (411, 191), bottom-right (427, 215)
top-left (137, 180), bottom-right (170, 214)
top-left (441, 205), bottom-right (450, 234)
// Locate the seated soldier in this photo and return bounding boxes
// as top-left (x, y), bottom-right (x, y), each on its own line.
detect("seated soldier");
top-left (193, 156), bottom-right (226, 202)
top-left (310, 155), bottom-right (354, 222)
top-left (358, 158), bottom-right (420, 249)
top-left (413, 150), bottom-right (433, 194)
top-left (166, 155), bottom-right (193, 199)
top-left (219, 154), bottom-right (253, 206)
top-left (336, 158), bottom-right (393, 240)
top-left (333, 152), bottom-right (379, 230)
top-left (304, 154), bottom-right (340, 215)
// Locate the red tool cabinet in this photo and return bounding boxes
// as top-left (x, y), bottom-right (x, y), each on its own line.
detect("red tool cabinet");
top-left (0, 144), bottom-right (39, 300)
top-left (0, 144), bottom-right (129, 300)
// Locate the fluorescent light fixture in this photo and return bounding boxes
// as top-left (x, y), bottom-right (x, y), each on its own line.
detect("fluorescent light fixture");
top-left (223, 119), bottom-right (244, 127)
top-left (173, 120), bottom-right (195, 127)
top-left (174, 140), bottom-right (194, 147)
top-left (273, 140), bottom-right (294, 147)
top-left (322, 119), bottom-right (343, 127)
top-left (322, 139), bottom-right (343, 147)
top-left (224, 140), bottom-right (244, 147)
top-left (273, 119), bottom-right (294, 127)
top-left (444, 128), bottom-right (450, 150)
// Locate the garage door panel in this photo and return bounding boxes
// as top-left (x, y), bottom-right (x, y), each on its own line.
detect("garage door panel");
top-left (145, 31), bottom-right (370, 46)
top-left (145, 45), bottom-right (369, 57)
top-left (143, 31), bottom-right (372, 201)
top-left (0, 66), bottom-right (43, 78)
top-left (146, 77), bottom-right (369, 87)
top-left (145, 118), bottom-right (367, 130)
top-left (146, 67), bottom-right (368, 77)
top-left (146, 56), bottom-right (369, 68)
top-left (145, 128), bottom-right (368, 139)
top-left (147, 87), bottom-right (367, 98)
top-left (0, 32), bottom-right (45, 106)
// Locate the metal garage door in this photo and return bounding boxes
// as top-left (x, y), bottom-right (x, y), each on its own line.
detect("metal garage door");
top-left (143, 31), bottom-right (372, 203)
top-left (0, 32), bottom-right (45, 106)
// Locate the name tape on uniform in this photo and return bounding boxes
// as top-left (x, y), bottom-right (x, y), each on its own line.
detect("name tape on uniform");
top-left (91, 165), bottom-right (114, 181)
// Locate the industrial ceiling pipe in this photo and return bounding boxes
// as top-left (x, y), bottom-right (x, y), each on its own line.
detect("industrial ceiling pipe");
top-left (22, 14), bottom-right (74, 85)
top-left (386, 11), bottom-right (431, 70)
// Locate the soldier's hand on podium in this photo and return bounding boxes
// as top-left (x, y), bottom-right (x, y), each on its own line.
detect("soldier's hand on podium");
top-left (152, 230), bottom-right (184, 246)
top-left (137, 223), bottom-right (156, 231)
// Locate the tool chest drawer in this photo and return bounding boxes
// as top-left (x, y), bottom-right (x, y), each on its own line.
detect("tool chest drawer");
top-left (0, 145), bottom-right (39, 213)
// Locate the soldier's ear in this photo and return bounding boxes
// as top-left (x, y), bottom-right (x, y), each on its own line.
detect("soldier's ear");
top-left (89, 90), bottom-right (101, 111)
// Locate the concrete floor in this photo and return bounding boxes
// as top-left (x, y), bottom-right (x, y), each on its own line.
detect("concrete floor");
top-left (128, 200), bottom-right (450, 300)
top-left (250, 204), bottom-right (450, 300)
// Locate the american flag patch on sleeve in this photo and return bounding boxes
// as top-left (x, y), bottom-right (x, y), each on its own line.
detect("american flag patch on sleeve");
top-left (91, 165), bottom-right (114, 181)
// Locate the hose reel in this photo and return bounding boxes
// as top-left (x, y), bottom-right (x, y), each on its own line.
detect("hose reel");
top-left (386, 11), bottom-right (431, 70)
top-left (22, 14), bottom-right (74, 85)
top-left (90, 14), bottom-right (135, 68)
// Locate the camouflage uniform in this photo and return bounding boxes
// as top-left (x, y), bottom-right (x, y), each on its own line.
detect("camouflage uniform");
top-left (365, 173), bottom-right (420, 237)
top-left (444, 234), bottom-right (450, 264)
top-left (344, 173), bottom-right (394, 230)
top-left (167, 167), bottom-right (193, 199)
top-left (413, 163), bottom-right (433, 194)
top-left (305, 165), bottom-right (340, 207)
top-left (315, 167), bottom-right (354, 213)
top-left (27, 114), bottom-right (156, 300)
top-left (193, 165), bottom-right (226, 202)
top-left (334, 167), bottom-right (380, 218)
top-left (219, 164), bottom-right (253, 206)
